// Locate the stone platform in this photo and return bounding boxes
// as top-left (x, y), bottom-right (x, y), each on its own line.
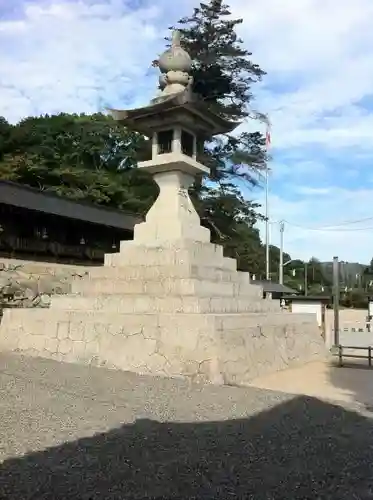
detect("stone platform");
top-left (0, 239), bottom-right (326, 385)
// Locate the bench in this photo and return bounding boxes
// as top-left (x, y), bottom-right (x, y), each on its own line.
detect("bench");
top-left (332, 345), bottom-right (373, 367)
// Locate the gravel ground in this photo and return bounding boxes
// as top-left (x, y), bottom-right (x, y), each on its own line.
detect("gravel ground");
top-left (0, 353), bottom-right (373, 499)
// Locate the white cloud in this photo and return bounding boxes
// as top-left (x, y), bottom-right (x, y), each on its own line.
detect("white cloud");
top-left (2, 0), bottom-right (372, 146)
top-left (0, 0), bottom-right (168, 122)
top-left (229, 0), bottom-right (373, 151)
top-left (294, 187), bottom-right (331, 196)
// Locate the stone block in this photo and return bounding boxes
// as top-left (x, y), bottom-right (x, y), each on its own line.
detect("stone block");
top-left (86, 322), bottom-right (106, 343)
top-left (97, 330), bottom-right (158, 370)
top-left (69, 321), bottom-right (85, 341)
top-left (68, 341), bottom-right (88, 363)
top-left (107, 241), bottom-right (236, 271)
top-left (52, 292), bottom-right (280, 314)
top-left (86, 263), bottom-right (246, 284)
top-left (71, 276), bottom-right (265, 302)
top-left (57, 322), bottom-right (70, 340)
top-left (58, 338), bottom-right (73, 355)
top-left (44, 337), bottom-right (59, 354)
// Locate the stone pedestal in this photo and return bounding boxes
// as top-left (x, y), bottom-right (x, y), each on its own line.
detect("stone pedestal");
top-left (133, 150), bottom-right (210, 242)
top-left (0, 184), bottom-right (326, 384)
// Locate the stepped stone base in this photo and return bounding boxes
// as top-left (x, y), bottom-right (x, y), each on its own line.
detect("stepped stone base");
top-left (0, 240), bottom-right (326, 385)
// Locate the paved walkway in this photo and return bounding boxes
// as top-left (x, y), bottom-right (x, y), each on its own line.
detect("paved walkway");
top-left (248, 359), bottom-right (373, 409)
top-left (0, 353), bottom-right (373, 499)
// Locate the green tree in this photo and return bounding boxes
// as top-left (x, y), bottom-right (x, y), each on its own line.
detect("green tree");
top-left (362, 258), bottom-right (373, 292)
top-left (307, 257), bottom-right (331, 291)
top-left (195, 184), bottom-right (265, 275)
top-left (268, 245), bottom-right (291, 283)
top-left (341, 288), bottom-right (368, 309)
top-left (172, 0), bottom-right (267, 184)
top-left (0, 113), bottom-right (157, 214)
top-left (0, 117), bottom-right (11, 162)
top-left (283, 257), bottom-right (332, 295)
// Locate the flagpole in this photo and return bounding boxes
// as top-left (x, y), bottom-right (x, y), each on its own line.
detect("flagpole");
top-left (265, 120), bottom-right (271, 281)
top-left (265, 166), bottom-right (270, 280)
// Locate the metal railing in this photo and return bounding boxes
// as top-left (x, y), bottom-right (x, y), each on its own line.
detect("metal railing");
top-left (331, 344), bottom-right (373, 368)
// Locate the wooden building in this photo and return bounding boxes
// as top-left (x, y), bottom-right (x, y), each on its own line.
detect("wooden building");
top-left (0, 180), bottom-right (142, 264)
top-left (283, 295), bottom-right (331, 338)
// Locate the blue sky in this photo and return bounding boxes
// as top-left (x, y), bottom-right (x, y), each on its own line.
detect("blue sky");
top-left (1, 0), bottom-right (373, 263)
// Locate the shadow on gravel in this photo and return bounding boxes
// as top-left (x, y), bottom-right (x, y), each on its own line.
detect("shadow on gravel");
top-left (328, 359), bottom-right (373, 410)
top-left (1, 395), bottom-right (372, 499)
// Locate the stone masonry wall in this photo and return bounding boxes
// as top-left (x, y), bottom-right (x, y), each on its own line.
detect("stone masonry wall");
top-left (0, 258), bottom-right (92, 279)
top-left (0, 258), bottom-right (91, 309)
top-left (0, 308), bottom-right (325, 385)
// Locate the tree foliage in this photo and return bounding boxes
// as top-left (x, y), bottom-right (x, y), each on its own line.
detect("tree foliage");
top-left (0, 113), bottom-right (157, 214)
top-left (172, 0), bottom-right (267, 184)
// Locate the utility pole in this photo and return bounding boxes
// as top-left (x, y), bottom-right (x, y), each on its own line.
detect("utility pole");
top-left (333, 256), bottom-right (340, 346)
top-left (304, 262), bottom-right (308, 296)
top-left (279, 220), bottom-right (284, 284)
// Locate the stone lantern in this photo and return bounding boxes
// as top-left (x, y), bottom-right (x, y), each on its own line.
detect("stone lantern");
top-left (0, 30), bottom-right (326, 387)
top-left (109, 30), bottom-right (237, 245)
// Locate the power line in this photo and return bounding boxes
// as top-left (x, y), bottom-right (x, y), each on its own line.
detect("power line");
top-left (320, 216), bottom-right (373, 227)
top-left (281, 221), bottom-right (373, 232)
top-left (277, 217), bottom-right (373, 232)
top-left (305, 225), bottom-right (373, 232)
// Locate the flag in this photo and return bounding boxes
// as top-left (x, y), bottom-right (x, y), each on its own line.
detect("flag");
top-left (265, 124), bottom-right (271, 150)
